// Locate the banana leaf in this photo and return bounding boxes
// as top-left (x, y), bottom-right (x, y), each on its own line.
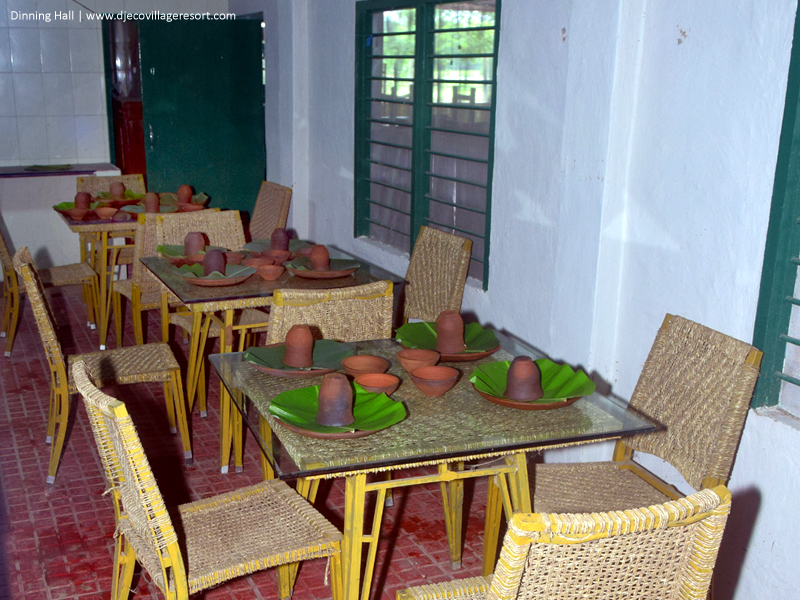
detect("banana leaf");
top-left (53, 201), bottom-right (75, 211)
top-left (243, 238), bottom-right (310, 253)
top-left (156, 244), bottom-right (225, 257)
top-left (159, 192), bottom-right (209, 205)
top-left (268, 382), bottom-right (407, 433)
top-left (245, 339), bottom-right (354, 371)
top-left (469, 360), bottom-right (596, 403)
top-left (97, 190), bottom-right (145, 200)
top-left (175, 263), bottom-right (255, 279)
top-left (395, 321), bottom-right (499, 353)
top-left (285, 257), bottom-right (360, 272)
top-left (122, 204), bottom-right (178, 214)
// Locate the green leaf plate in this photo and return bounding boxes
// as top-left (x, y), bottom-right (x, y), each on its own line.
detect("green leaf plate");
top-left (395, 321), bottom-right (500, 361)
top-left (243, 239), bottom-right (310, 253)
top-left (175, 263), bottom-right (255, 286)
top-left (157, 244), bottom-right (225, 258)
top-left (159, 192), bottom-right (209, 206)
top-left (245, 339), bottom-right (354, 377)
top-left (122, 204), bottom-right (178, 214)
top-left (469, 359), bottom-right (596, 410)
top-left (285, 257), bottom-right (360, 279)
top-left (97, 190), bottom-right (145, 200)
top-left (268, 382), bottom-right (407, 438)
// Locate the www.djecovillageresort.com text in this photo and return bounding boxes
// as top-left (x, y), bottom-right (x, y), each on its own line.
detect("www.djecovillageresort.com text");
top-left (10, 10), bottom-right (237, 23)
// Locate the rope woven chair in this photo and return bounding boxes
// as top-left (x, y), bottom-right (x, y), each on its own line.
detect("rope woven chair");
top-left (531, 314), bottom-right (762, 516)
top-left (13, 247), bottom-right (192, 484)
top-left (72, 359), bottom-right (343, 600)
top-left (265, 280), bottom-right (394, 344)
top-left (403, 225), bottom-right (472, 322)
top-left (248, 180), bottom-right (292, 241)
top-left (1, 214), bottom-right (97, 357)
top-left (398, 485), bottom-right (731, 600)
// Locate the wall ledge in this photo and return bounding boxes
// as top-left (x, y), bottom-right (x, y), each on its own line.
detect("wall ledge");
top-left (754, 405), bottom-right (800, 433)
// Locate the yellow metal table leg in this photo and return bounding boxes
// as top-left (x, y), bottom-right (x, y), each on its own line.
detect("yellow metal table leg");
top-left (439, 462), bottom-right (465, 569)
top-left (258, 415), bottom-right (275, 481)
top-left (98, 232), bottom-right (110, 349)
top-left (343, 473), bottom-right (367, 600)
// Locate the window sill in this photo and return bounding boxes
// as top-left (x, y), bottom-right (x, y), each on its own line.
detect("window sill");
top-left (755, 405), bottom-right (800, 433)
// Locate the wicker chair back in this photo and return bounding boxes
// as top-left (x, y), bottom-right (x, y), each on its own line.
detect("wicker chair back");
top-left (249, 181), bottom-right (292, 241)
top-left (76, 174), bottom-right (145, 196)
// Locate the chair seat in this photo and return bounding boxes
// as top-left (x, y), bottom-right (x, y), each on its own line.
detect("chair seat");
top-left (531, 461), bottom-right (673, 514)
top-left (38, 263), bottom-right (96, 287)
top-left (113, 278), bottom-right (180, 309)
top-left (116, 246), bottom-right (135, 265)
top-left (67, 343), bottom-right (179, 390)
top-left (119, 479), bottom-right (343, 595)
top-left (399, 576), bottom-right (491, 600)
top-left (170, 308), bottom-right (270, 338)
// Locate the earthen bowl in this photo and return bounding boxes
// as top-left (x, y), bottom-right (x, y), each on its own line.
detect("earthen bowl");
top-left (264, 249), bottom-right (292, 263)
top-left (95, 207), bottom-right (118, 220)
top-left (65, 208), bottom-right (89, 221)
top-left (355, 373), bottom-right (400, 396)
top-left (225, 251), bottom-right (246, 265)
top-left (242, 257), bottom-right (275, 268)
top-left (396, 349), bottom-right (440, 372)
top-left (341, 355), bottom-right (391, 378)
top-left (257, 265), bottom-right (285, 281)
top-left (409, 366), bottom-right (459, 397)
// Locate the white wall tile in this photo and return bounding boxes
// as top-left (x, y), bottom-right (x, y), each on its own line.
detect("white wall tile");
top-left (68, 27), bottom-right (101, 72)
top-left (7, 0), bottom-right (38, 28)
top-left (75, 114), bottom-right (106, 158)
top-left (0, 71), bottom-right (16, 116)
top-left (0, 28), bottom-right (11, 72)
top-left (40, 27), bottom-right (70, 71)
top-left (0, 0), bottom-right (8, 28)
top-left (0, 117), bottom-right (18, 159)
top-left (45, 114), bottom-right (76, 158)
top-left (12, 72), bottom-right (44, 116)
top-left (42, 71), bottom-right (73, 115)
top-left (16, 115), bottom-right (48, 159)
top-left (101, 0), bottom-right (125, 15)
top-left (37, 0), bottom-right (66, 28)
top-left (10, 28), bottom-right (42, 72)
top-left (208, 0), bottom-right (229, 15)
top-left (125, 0), bottom-right (155, 13)
top-left (72, 71), bottom-right (103, 114)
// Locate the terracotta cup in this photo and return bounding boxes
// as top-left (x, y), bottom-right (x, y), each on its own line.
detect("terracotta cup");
top-left (264, 249), bottom-right (291, 264)
top-left (256, 265), bottom-right (285, 281)
top-left (143, 192), bottom-right (160, 213)
top-left (183, 232), bottom-right (207, 257)
top-left (341, 355), bottom-right (390, 377)
top-left (409, 366), bottom-right (459, 397)
top-left (109, 182), bottom-right (126, 199)
top-left (65, 208), bottom-right (88, 221)
top-left (242, 257), bottom-right (275, 268)
top-left (225, 251), bottom-right (245, 265)
top-left (396, 349), bottom-right (440, 372)
top-left (355, 373), bottom-right (400, 396)
top-left (316, 373), bottom-right (354, 426)
top-left (202, 249), bottom-right (227, 276)
top-left (177, 184), bottom-right (194, 204)
top-left (95, 207), bottom-right (118, 220)
top-left (283, 324), bottom-right (314, 368)
top-left (504, 356), bottom-right (544, 401)
top-left (309, 245), bottom-right (330, 271)
top-left (271, 227), bottom-right (290, 251)
top-left (435, 310), bottom-right (466, 354)
top-left (74, 192), bottom-right (92, 209)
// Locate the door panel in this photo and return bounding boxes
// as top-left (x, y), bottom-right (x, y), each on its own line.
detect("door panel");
top-left (139, 20), bottom-right (265, 213)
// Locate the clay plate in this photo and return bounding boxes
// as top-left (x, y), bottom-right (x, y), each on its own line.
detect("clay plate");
top-left (286, 266), bottom-right (358, 279)
top-left (401, 343), bottom-right (500, 362)
top-left (184, 274), bottom-right (253, 287)
top-left (473, 385), bottom-right (580, 411)
top-left (251, 363), bottom-right (335, 378)
top-left (274, 418), bottom-right (377, 439)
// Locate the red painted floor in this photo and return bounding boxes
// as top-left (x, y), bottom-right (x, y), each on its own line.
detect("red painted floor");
top-left (0, 285), bottom-right (492, 599)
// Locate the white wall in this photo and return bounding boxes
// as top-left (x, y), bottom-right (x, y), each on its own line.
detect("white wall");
top-left (276, 0), bottom-right (799, 597)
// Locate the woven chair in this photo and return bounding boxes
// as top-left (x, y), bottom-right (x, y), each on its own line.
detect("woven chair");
top-left (13, 247), bottom-right (192, 484)
top-left (248, 180), bottom-right (292, 241)
top-left (403, 225), bottom-right (472, 322)
top-left (1, 215), bottom-right (97, 357)
top-left (265, 280), bottom-right (394, 344)
top-left (398, 485), bottom-right (731, 600)
top-left (531, 314), bottom-right (762, 516)
top-left (72, 360), bottom-right (343, 600)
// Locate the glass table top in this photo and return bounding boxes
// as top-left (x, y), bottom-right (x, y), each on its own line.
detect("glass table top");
top-left (210, 331), bottom-right (657, 480)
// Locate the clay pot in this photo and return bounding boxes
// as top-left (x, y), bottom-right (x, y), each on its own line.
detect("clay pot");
top-left (109, 182), bottom-right (126, 199)
top-left (225, 251), bottom-right (245, 265)
top-left (283, 324), bottom-right (314, 368)
top-left (65, 208), bottom-right (88, 221)
top-left (341, 355), bottom-right (390, 377)
top-left (256, 265), bottom-right (285, 281)
top-left (143, 192), bottom-right (160, 213)
top-left (202, 249), bottom-right (227, 276)
top-left (309, 245), bottom-right (330, 271)
top-left (409, 366), bottom-right (459, 398)
top-left (435, 310), bottom-right (466, 354)
top-left (183, 232), bottom-right (207, 257)
top-left (396, 349), bottom-right (440, 372)
top-left (264, 249), bottom-right (291, 264)
top-left (74, 192), bottom-right (92, 209)
top-left (95, 207), bottom-right (118, 220)
top-left (271, 227), bottom-right (290, 251)
top-left (178, 202), bottom-right (204, 212)
top-left (355, 373), bottom-right (400, 396)
top-left (316, 373), bottom-right (354, 426)
top-left (177, 184), bottom-right (194, 204)
top-left (243, 257), bottom-right (275, 268)
top-left (504, 356), bottom-right (544, 401)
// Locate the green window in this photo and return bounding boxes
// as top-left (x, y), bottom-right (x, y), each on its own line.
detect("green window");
top-left (354, 0), bottom-right (501, 287)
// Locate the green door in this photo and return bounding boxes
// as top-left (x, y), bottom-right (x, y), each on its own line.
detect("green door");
top-left (139, 19), bottom-right (265, 213)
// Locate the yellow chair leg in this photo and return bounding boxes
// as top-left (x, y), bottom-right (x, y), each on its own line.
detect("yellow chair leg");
top-left (112, 291), bottom-right (123, 348)
top-left (112, 536), bottom-right (137, 600)
top-left (219, 384), bottom-right (232, 473)
top-left (330, 550), bottom-right (344, 600)
top-left (483, 475), bottom-right (502, 576)
top-left (168, 370), bottom-right (193, 465)
top-left (439, 462), bottom-right (464, 569)
top-left (3, 281), bottom-right (20, 358)
top-left (277, 564), bottom-right (294, 600)
top-left (46, 387), bottom-right (70, 484)
top-left (259, 415), bottom-right (275, 480)
top-left (45, 380), bottom-right (58, 444)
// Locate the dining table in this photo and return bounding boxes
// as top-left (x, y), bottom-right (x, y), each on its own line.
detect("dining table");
top-left (141, 250), bottom-right (404, 473)
top-left (209, 331), bottom-right (657, 600)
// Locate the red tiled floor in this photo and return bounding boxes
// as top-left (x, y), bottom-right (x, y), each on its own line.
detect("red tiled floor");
top-left (0, 285), bottom-right (494, 599)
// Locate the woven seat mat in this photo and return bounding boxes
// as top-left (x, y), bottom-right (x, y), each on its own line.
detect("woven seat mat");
top-left (39, 263), bottom-right (96, 287)
top-left (170, 308), bottom-right (269, 338)
top-left (67, 343), bottom-right (178, 389)
top-left (238, 342), bottom-right (621, 473)
top-left (532, 462), bottom-right (672, 514)
top-left (113, 279), bottom-right (180, 308)
top-left (400, 576), bottom-right (491, 600)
